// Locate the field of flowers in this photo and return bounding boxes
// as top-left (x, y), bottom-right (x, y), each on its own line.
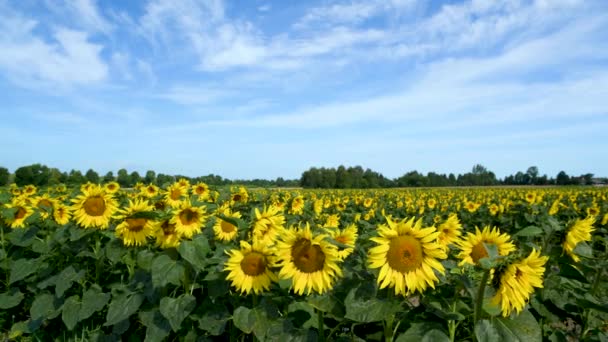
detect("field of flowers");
top-left (0, 181), bottom-right (607, 341)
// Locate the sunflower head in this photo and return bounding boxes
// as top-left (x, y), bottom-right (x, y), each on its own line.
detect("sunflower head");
top-left (224, 240), bottom-right (277, 295)
top-left (71, 185), bottom-right (118, 229)
top-left (276, 223), bottom-right (342, 295)
top-left (170, 200), bottom-right (207, 239)
top-left (563, 216), bottom-right (595, 262)
top-left (368, 217), bottom-right (447, 295)
top-left (213, 207), bottom-right (242, 242)
top-left (457, 226), bottom-right (516, 267)
top-left (115, 199), bottom-right (157, 246)
top-left (436, 214), bottom-right (462, 250)
top-left (4, 199), bottom-right (35, 229)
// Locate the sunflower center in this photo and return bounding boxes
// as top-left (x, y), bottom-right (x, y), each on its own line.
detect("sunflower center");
top-left (335, 235), bottom-right (348, 244)
top-left (107, 184), bottom-right (116, 190)
top-left (15, 207), bottom-right (27, 219)
top-left (83, 196), bottom-right (106, 216)
top-left (161, 220), bottom-right (176, 235)
top-left (221, 220), bottom-right (236, 233)
top-left (291, 238), bottom-right (326, 273)
top-left (38, 199), bottom-right (53, 209)
top-left (233, 194), bottom-right (242, 201)
top-left (471, 242), bottom-right (490, 263)
top-left (170, 189), bottom-right (182, 200)
top-left (154, 201), bottom-right (166, 210)
top-left (387, 235), bottom-right (423, 273)
top-left (179, 209), bottom-right (198, 225)
top-left (126, 218), bottom-right (147, 232)
top-left (240, 252), bottom-right (267, 276)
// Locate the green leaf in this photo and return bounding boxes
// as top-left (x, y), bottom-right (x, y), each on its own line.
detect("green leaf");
top-left (62, 295), bottom-right (81, 331)
top-left (9, 258), bottom-right (41, 284)
top-left (137, 250), bottom-right (155, 271)
top-left (151, 254), bottom-right (185, 288)
top-left (287, 302), bottom-right (316, 329)
top-left (514, 226), bottom-right (543, 237)
top-left (492, 309), bottom-right (541, 342)
top-left (177, 235), bottom-right (211, 271)
top-left (233, 306), bottom-right (256, 334)
top-left (30, 293), bottom-right (62, 320)
top-left (344, 286), bottom-right (401, 323)
top-left (139, 310), bottom-right (171, 342)
top-left (80, 286), bottom-right (110, 320)
top-left (0, 288), bottom-right (24, 309)
top-left (572, 242), bottom-right (593, 259)
top-left (196, 308), bottom-right (231, 336)
top-left (475, 320), bottom-right (501, 342)
top-left (7, 226), bottom-right (39, 247)
top-left (55, 266), bottom-right (85, 297)
top-left (104, 292), bottom-right (144, 326)
top-left (105, 239), bottom-right (127, 263)
top-left (577, 294), bottom-right (608, 313)
top-left (557, 263), bottom-right (588, 283)
top-left (396, 322), bottom-right (449, 342)
top-left (159, 294), bottom-right (197, 332)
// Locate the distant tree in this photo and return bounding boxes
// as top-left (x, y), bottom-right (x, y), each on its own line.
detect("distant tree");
top-left (144, 170), bottom-right (156, 184)
top-left (48, 168), bottom-right (63, 185)
top-left (14, 164), bottom-right (50, 186)
top-left (526, 166), bottom-right (539, 184)
top-left (130, 171), bottom-right (142, 185)
top-left (556, 171), bottom-right (570, 185)
top-left (117, 168), bottom-right (131, 187)
top-left (103, 171), bottom-right (115, 183)
top-left (156, 173), bottom-right (175, 186)
top-left (0, 167), bottom-right (9, 186)
top-left (67, 169), bottom-right (86, 185)
top-left (582, 173), bottom-right (594, 185)
top-left (85, 169), bottom-right (100, 183)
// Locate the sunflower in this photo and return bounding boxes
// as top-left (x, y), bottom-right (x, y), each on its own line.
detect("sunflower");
top-left (224, 240), bottom-right (277, 295)
top-left (192, 182), bottom-right (210, 201)
top-left (563, 216), bottom-right (595, 262)
top-left (491, 249), bottom-right (548, 317)
top-left (170, 200), bottom-right (207, 239)
top-left (71, 185), bottom-right (118, 229)
top-left (213, 207), bottom-right (242, 242)
top-left (156, 219), bottom-right (182, 249)
top-left (177, 178), bottom-right (191, 189)
top-left (363, 197), bottom-right (373, 208)
top-left (141, 184), bottom-right (159, 198)
top-left (252, 205), bottom-right (285, 245)
top-left (23, 185), bottom-right (37, 196)
top-left (276, 223), bottom-right (342, 295)
top-left (230, 186), bottom-right (249, 204)
top-left (115, 199), bottom-right (157, 246)
top-left (368, 217), bottom-right (447, 296)
top-left (165, 183), bottom-right (187, 208)
top-left (313, 199), bottom-right (323, 216)
top-left (290, 195), bottom-right (305, 215)
top-left (4, 199), bottom-right (34, 228)
top-left (104, 181), bottom-right (120, 194)
top-left (33, 194), bottom-right (56, 220)
top-left (323, 214), bottom-right (340, 228)
top-left (53, 203), bottom-right (71, 225)
top-left (327, 223), bottom-right (358, 260)
top-left (602, 213), bottom-right (608, 226)
top-left (436, 214), bottom-right (462, 251)
top-left (457, 226), bottom-right (516, 266)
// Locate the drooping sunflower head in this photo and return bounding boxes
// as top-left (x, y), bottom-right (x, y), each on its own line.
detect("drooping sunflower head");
top-left (213, 207), bottom-right (242, 242)
top-left (368, 216), bottom-right (447, 296)
top-left (323, 214), bottom-right (340, 228)
top-left (563, 216), bottom-right (595, 262)
top-left (491, 249), bottom-right (548, 317)
top-left (70, 185), bottom-right (118, 229)
top-left (170, 200), bottom-right (207, 239)
top-left (436, 214), bottom-right (462, 250)
top-left (289, 195), bottom-right (305, 215)
top-left (327, 223), bottom-right (358, 260)
top-left (457, 226), bottom-right (516, 267)
top-left (115, 199), bottom-right (157, 247)
top-left (252, 205), bottom-right (285, 246)
top-left (3, 199), bottom-right (35, 229)
top-left (53, 203), bottom-right (71, 225)
top-left (276, 223), bottom-right (342, 295)
top-left (224, 240), bottom-right (277, 295)
top-left (156, 219), bottom-right (182, 249)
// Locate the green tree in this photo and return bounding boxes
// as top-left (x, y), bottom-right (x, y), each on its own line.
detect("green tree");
top-left (0, 167), bottom-right (9, 186)
top-left (103, 171), bottom-right (114, 183)
top-left (14, 164), bottom-right (50, 186)
top-left (117, 168), bottom-right (131, 187)
top-left (130, 171), bottom-right (142, 185)
top-left (144, 170), bottom-right (156, 184)
top-left (67, 170), bottom-right (86, 185)
top-left (85, 169), bottom-right (100, 183)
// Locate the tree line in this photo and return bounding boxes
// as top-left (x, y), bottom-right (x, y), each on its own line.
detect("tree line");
top-left (0, 163), bottom-right (601, 189)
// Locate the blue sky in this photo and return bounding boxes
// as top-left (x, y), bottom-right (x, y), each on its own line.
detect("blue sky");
top-left (1, 0), bottom-right (607, 180)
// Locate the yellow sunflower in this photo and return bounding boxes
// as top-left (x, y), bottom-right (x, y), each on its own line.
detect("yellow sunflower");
top-left (170, 200), bottom-right (207, 239)
top-left (327, 223), bottom-right (358, 260)
top-left (4, 199), bottom-right (34, 228)
top-left (192, 182), bottom-right (210, 201)
top-left (224, 240), bottom-right (277, 295)
top-left (276, 223), bottom-right (342, 295)
top-left (289, 195), bottom-right (305, 215)
top-left (71, 185), bottom-right (118, 229)
top-left (563, 216), bottom-right (595, 262)
top-left (141, 184), bottom-right (159, 198)
top-left (23, 185), bottom-right (37, 196)
top-left (164, 183), bottom-right (187, 208)
top-left (156, 219), bottom-right (182, 249)
top-left (323, 214), bottom-right (340, 228)
top-left (33, 194), bottom-right (56, 220)
top-left (252, 205), bottom-right (285, 246)
top-left (53, 203), bottom-right (71, 225)
top-left (457, 226), bottom-right (516, 266)
top-left (368, 217), bottom-right (447, 296)
top-left (213, 207), bottom-right (242, 242)
top-left (115, 199), bottom-right (157, 246)
top-left (104, 181), bottom-right (120, 194)
top-left (491, 249), bottom-right (548, 317)
top-left (436, 214), bottom-right (462, 251)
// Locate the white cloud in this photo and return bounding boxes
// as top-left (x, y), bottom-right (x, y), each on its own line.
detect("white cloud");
top-left (0, 12), bottom-right (108, 88)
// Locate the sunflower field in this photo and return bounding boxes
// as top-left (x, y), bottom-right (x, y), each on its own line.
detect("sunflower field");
top-left (1, 181), bottom-right (607, 341)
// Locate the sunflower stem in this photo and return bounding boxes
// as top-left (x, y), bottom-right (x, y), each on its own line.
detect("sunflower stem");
top-left (252, 294), bottom-right (259, 308)
top-left (582, 268), bottom-right (604, 338)
top-left (317, 309), bottom-right (326, 342)
top-left (474, 270), bottom-right (491, 323)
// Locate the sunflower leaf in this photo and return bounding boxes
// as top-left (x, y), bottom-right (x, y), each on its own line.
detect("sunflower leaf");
top-left (159, 294), bottom-right (197, 332)
top-left (151, 254), bottom-right (185, 288)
